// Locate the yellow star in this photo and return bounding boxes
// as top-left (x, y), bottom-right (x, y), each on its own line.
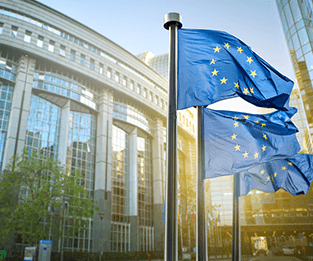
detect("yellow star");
top-left (210, 59), bottom-right (216, 65)
top-left (244, 115), bottom-right (249, 120)
top-left (250, 70), bottom-right (257, 78)
top-left (282, 166), bottom-right (287, 170)
top-left (233, 116), bottom-right (238, 120)
top-left (224, 43), bottom-right (230, 49)
top-left (211, 69), bottom-right (219, 76)
top-left (262, 145), bottom-right (266, 152)
top-left (274, 172), bottom-right (277, 177)
top-left (231, 134), bottom-right (237, 140)
top-left (261, 123), bottom-right (266, 127)
top-left (254, 120), bottom-right (259, 123)
top-left (260, 169), bottom-right (265, 175)
top-left (220, 77), bottom-right (227, 84)
top-left (271, 177), bottom-right (274, 182)
top-left (254, 152), bottom-right (259, 159)
top-left (234, 144), bottom-right (240, 151)
top-left (263, 134), bottom-right (267, 140)
top-left (288, 162), bottom-right (293, 166)
top-left (250, 88), bottom-right (254, 94)
top-left (243, 88), bottom-right (249, 95)
top-left (267, 176), bottom-right (271, 181)
top-left (234, 82), bottom-right (240, 89)
top-left (243, 151), bottom-right (249, 158)
top-left (237, 47), bottom-right (243, 53)
top-left (214, 46), bottom-right (221, 53)
top-left (247, 57), bottom-right (253, 64)
top-left (234, 122), bottom-right (239, 128)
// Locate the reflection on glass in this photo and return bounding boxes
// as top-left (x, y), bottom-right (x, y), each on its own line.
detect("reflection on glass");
top-left (25, 95), bottom-right (60, 158)
top-left (0, 84), bottom-right (13, 169)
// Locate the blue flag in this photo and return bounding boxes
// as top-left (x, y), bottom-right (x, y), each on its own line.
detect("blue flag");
top-left (235, 153), bottom-right (313, 197)
top-left (161, 201), bottom-right (165, 223)
top-left (203, 107), bottom-right (300, 179)
top-left (178, 29), bottom-right (294, 111)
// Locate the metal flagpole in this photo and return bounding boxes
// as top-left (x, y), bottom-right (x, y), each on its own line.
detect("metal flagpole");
top-left (197, 106), bottom-right (207, 261)
top-left (232, 173), bottom-right (240, 261)
top-left (163, 13), bottom-right (182, 261)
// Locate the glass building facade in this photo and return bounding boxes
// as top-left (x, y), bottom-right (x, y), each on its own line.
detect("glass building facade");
top-left (0, 0), bottom-right (197, 255)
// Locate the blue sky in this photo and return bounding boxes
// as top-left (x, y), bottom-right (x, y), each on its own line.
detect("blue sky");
top-left (38, 0), bottom-right (295, 112)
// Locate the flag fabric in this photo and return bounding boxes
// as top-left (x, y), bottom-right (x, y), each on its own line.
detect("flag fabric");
top-left (178, 29), bottom-right (294, 111)
top-left (203, 107), bottom-right (300, 179)
top-left (235, 153), bottom-right (313, 197)
top-left (161, 201), bottom-right (165, 223)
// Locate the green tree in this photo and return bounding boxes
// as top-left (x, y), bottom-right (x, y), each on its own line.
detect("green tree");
top-left (0, 149), bottom-right (98, 246)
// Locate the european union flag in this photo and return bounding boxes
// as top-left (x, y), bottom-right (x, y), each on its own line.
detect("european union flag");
top-left (178, 29), bottom-right (294, 111)
top-left (203, 107), bottom-right (300, 179)
top-left (235, 153), bottom-right (313, 197)
top-left (161, 201), bottom-right (165, 223)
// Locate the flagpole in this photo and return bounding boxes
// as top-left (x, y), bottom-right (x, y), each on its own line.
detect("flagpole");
top-left (197, 106), bottom-right (207, 261)
top-left (232, 174), bottom-right (240, 261)
top-left (163, 13), bottom-right (182, 261)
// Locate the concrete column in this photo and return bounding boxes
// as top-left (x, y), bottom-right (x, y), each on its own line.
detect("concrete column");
top-left (93, 90), bottom-right (113, 252)
top-left (128, 127), bottom-right (138, 251)
top-left (58, 100), bottom-right (70, 168)
top-left (151, 118), bottom-right (165, 251)
top-left (2, 55), bottom-right (36, 170)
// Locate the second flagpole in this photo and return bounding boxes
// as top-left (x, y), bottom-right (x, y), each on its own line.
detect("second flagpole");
top-left (197, 106), bottom-right (208, 261)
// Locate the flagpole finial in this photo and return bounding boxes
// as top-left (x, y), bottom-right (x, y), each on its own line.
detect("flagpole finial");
top-left (163, 13), bottom-right (182, 30)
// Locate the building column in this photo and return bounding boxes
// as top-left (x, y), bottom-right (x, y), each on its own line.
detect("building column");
top-left (2, 55), bottom-right (35, 170)
top-left (58, 100), bottom-right (70, 168)
top-left (93, 90), bottom-right (113, 252)
top-left (127, 127), bottom-right (138, 251)
top-left (151, 118), bottom-right (165, 251)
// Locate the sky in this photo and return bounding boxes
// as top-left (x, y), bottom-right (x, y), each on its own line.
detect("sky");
top-left (38, 0), bottom-right (295, 113)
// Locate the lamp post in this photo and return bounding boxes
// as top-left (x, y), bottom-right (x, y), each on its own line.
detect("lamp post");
top-left (60, 200), bottom-right (69, 261)
top-left (99, 212), bottom-right (104, 261)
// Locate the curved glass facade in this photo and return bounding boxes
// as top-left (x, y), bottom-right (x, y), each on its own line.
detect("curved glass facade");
top-left (33, 72), bottom-right (97, 110)
top-left (66, 111), bottom-right (96, 199)
top-left (113, 100), bottom-right (151, 134)
top-left (25, 95), bottom-right (61, 157)
top-left (0, 83), bottom-right (13, 168)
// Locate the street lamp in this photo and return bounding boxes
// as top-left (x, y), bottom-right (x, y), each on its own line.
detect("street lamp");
top-left (99, 212), bottom-right (104, 261)
top-left (60, 199), bottom-right (69, 261)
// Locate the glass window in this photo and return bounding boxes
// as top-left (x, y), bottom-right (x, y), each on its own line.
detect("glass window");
top-left (142, 88), bottom-right (146, 98)
top-left (136, 84), bottom-right (140, 94)
top-left (0, 23), bottom-right (3, 34)
top-left (107, 68), bottom-right (112, 78)
top-left (80, 54), bottom-right (85, 66)
top-left (122, 76), bottom-right (127, 86)
top-left (115, 72), bottom-right (119, 83)
top-left (292, 34), bottom-right (300, 50)
top-left (48, 40), bottom-right (55, 52)
top-left (129, 80), bottom-right (134, 90)
top-left (305, 52), bottom-right (313, 70)
top-left (296, 19), bottom-right (305, 30)
top-left (24, 30), bottom-right (32, 43)
top-left (70, 50), bottom-right (75, 61)
top-left (298, 28), bottom-right (309, 46)
top-left (289, 0), bottom-right (301, 22)
top-left (98, 63), bottom-right (103, 74)
top-left (37, 35), bottom-right (44, 48)
top-left (90, 59), bottom-right (94, 70)
top-left (284, 3), bottom-right (294, 28)
top-left (60, 45), bottom-right (66, 56)
top-left (10, 25), bottom-right (18, 38)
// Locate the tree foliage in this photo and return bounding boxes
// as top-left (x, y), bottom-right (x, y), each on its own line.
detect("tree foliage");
top-left (0, 149), bottom-right (98, 246)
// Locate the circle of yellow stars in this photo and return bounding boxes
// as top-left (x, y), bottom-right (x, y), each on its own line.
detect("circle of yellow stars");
top-left (209, 42), bottom-right (258, 96)
top-left (230, 114), bottom-right (269, 163)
